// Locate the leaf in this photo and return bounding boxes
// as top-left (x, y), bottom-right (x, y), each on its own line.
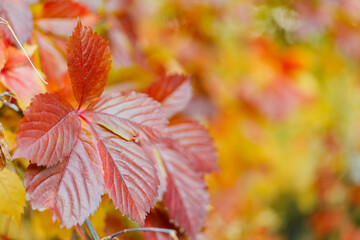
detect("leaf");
top-left (82, 91), bottom-right (167, 224)
top-left (146, 75), bottom-right (193, 118)
top-left (13, 93), bottom-right (81, 167)
top-left (0, 42), bottom-right (46, 109)
top-left (36, 0), bottom-right (98, 37)
top-left (0, 0), bottom-right (33, 44)
top-left (144, 208), bottom-right (179, 240)
top-left (25, 124), bottom-right (104, 228)
top-left (36, 33), bottom-right (68, 92)
top-left (83, 91), bottom-right (168, 143)
top-left (0, 122), bottom-right (11, 172)
top-left (90, 125), bottom-right (160, 225)
top-left (169, 119), bottom-right (218, 174)
top-left (67, 21), bottom-right (111, 106)
top-left (42, 0), bottom-right (91, 19)
top-left (156, 142), bottom-right (209, 236)
top-left (0, 168), bottom-right (26, 226)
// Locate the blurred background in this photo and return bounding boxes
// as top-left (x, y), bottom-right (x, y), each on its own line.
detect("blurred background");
top-left (4, 0), bottom-right (360, 239)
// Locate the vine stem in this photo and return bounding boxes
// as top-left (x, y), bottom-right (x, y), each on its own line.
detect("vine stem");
top-left (0, 17), bottom-right (48, 84)
top-left (85, 218), bottom-right (100, 240)
top-left (102, 227), bottom-right (178, 240)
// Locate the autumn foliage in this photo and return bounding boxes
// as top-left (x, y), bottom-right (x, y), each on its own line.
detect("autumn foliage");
top-left (3, 0), bottom-right (360, 240)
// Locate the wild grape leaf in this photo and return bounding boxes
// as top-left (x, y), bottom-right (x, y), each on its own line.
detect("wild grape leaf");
top-left (0, 168), bottom-right (26, 226)
top-left (169, 119), bottom-right (218, 174)
top-left (0, 0), bottom-right (33, 44)
top-left (25, 124), bottom-right (104, 228)
top-left (67, 21), bottom-right (111, 106)
top-left (83, 91), bottom-right (168, 143)
top-left (146, 74), bottom-right (193, 118)
top-left (0, 40), bottom-right (46, 109)
top-left (156, 142), bottom-right (209, 236)
top-left (13, 93), bottom-right (81, 167)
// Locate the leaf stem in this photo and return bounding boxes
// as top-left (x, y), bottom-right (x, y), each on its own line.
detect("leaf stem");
top-left (0, 17), bottom-right (48, 84)
top-left (85, 218), bottom-right (100, 240)
top-left (102, 227), bottom-right (178, 240)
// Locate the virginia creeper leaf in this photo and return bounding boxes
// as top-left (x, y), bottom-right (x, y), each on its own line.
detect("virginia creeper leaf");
top-left (156, 142), bottom-right (209, 236)
top-left (169, 119), bottom-right (218, 174)
top-left (25, 124), bottom-right (104, 228)
top-left (0, 168), bottom-right (26, 226)
top-left (13, 93), bottom-right (81, 167)
top-left (67, 21), bottom-right (111, 106)
top-left (146, 75), bottom-right (193, 118)
top-left (0, 0), bottom-right (33, 44)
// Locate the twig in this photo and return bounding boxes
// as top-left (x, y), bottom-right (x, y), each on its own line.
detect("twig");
top-left (102, 227), bottom-right (178, 240)
top-left (0, 17), bottom-right (48, 84)
top-left (0, 92), bottom-right (19, 112)
top-left (85, 218), bottom-right (100, 240)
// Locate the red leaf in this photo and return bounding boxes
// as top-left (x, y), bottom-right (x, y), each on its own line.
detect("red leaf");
top-left (36, 0), bottom-right (98, 37)
top-left (144, 209), bottom-right (178, 240)
top-left (25, 124), bottom-right (104, 228)
top-left (146, 75), bottom-right (193, 118)
top-left (81, 91), bottom-right (167, 224)
top-left (0, 41), bottom-right (46, 108)
top-left (92, 124), bottom-right (160, 224)
top-left (42, 0), bottom-right (91, 18)
top-left (13, 93), bottom-right (81, 167)
top-left (169, 119), bottom-right (218, 174)
top-left (83, 91), bottom-right (168, 142)
top-left (36, 33), bottom-right (68, 92)
top-left (67, 22), bottom-right (111, 106)
top-left (0, 0), bottom-right (33, 44)
top-left (157, 142), bottom-right (209, 236)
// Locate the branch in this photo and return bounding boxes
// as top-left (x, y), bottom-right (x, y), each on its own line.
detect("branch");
top-left (85, 218), bottom-right (100, 240)
top-left (0, 92), bottom-right (19, 112)
top-left (102, 227), bottom-right (178, 240)
top-left (0, 17), bottom-right (48, 84)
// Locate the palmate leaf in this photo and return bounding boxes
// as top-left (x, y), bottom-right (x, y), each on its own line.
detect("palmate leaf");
top-left (25, 124), bottom-right (104, 228)
top-left (67, 21), bottom-right (111, 106)
top-left (146, 74), bottom-right (193, 118)
top-left (13, 93), bottom-right (81, 167)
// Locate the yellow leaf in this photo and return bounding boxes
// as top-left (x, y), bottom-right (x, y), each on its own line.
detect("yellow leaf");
top-left (0, 168), bottom-right (25, 226)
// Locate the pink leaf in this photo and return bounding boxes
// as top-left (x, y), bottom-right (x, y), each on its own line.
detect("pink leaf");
top-left (91, 124), bottom-right (160, 224)
top-left (169, 119), bottom-right (218, 174)
top-left (84, 91), bottom-right (168, 140)
top-left (25, 124), bottom-right (104, 228)
top-left (157, 142), bottom-right (209, 236)
top-left (0, 0), bottom-right (33, 44)
top-left (14, 93), bottom-right (81, 167)
top-left (147, 75), bottom-right (193, 118)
